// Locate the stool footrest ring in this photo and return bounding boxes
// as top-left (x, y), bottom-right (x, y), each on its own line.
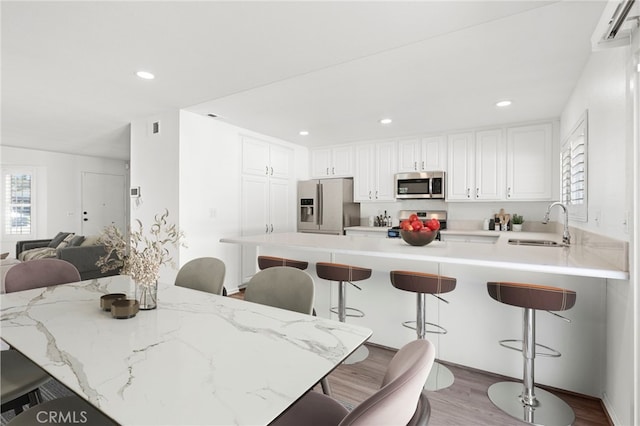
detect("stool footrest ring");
top-left (330, 306), bottom-right (365, 318)
top-left (498, 339), bottom-right (561, 358)
top-left (402, 320), bottom-right (447, 335)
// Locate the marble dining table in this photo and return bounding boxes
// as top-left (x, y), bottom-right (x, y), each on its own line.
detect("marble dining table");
top-left (0, 275), bottom-right (372, 425)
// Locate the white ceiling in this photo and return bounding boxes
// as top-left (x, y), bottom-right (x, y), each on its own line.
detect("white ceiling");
top-left (1, 1), bottom-right (606, 161)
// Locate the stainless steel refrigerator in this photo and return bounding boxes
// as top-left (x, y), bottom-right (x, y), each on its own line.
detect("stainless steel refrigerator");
top-left (297, 178), bottom-right (360, 235)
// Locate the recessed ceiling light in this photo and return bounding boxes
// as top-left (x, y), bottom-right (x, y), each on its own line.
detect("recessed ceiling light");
top-left (496, 100), bottom-right (512, 107)
top-left (136, 71), bottom-right (155, 80)
top-left (299, 130), bottom-right (309, 136)
top-left (380, 118), bottom-right (393, 125)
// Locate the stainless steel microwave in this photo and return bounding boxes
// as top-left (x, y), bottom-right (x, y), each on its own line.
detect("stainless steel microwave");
top-left (395, 171), bottom-right (445, 199)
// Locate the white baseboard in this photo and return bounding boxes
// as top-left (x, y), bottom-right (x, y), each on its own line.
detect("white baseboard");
top-left (601, 392), bottom-right (621, 425)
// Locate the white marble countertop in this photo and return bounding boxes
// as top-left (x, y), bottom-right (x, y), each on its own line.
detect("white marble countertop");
top-left (0, 275), bottom-right (372, 425)
top-left (221, 231), bottom-right (628, 280)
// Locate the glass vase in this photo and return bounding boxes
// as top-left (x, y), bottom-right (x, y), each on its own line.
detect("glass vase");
top-left (136, 281), bottom-right (158, 310)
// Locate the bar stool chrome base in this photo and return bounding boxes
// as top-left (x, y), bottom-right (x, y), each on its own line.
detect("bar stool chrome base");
top-left (488, 381), bottom-right (575, 426)
top-left (424, 361), bottom-right (454, 391)
top-left (330, 306), bottom-right (365, 318)
top-left (344, 345), bottom-right (370, 364)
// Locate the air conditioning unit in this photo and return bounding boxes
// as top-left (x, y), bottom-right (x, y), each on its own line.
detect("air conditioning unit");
top-left (591, 0), bottom-right (639, 50)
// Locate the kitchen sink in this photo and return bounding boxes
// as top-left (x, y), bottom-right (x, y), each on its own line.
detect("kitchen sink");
top-left (508, 238), bottom-right (567, 247)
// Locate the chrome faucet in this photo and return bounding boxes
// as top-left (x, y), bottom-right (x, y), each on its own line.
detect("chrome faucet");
top-left (542, 202), bottom-right (571, 245)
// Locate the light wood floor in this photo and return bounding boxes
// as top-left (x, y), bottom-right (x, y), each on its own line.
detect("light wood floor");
top-left (325, 344), bottom-right (611, 426)
top-left (230, 290), bottom-right (610, 425)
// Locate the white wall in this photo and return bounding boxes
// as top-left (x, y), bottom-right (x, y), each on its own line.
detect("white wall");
top-left (0, 146), bottom-right (127, 256)
top-left (130, 110), bottom-right (308, 291)
top-left (129, 111), bottom-right (181, 284)
top-left (560, 33), bottom-right (638, 425)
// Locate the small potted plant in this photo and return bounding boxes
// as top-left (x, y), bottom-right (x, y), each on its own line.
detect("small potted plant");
top-left (512, 214), bottom-right (524, 232)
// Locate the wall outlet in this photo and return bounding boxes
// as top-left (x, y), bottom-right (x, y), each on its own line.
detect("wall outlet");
top-left (622, 210), bottom-right (629, 234)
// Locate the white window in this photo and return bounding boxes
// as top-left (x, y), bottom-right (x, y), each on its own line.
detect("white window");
top-left (2, 167), bottom-right (35, 238)
top-left (560, 112), bottom-right (588, 222)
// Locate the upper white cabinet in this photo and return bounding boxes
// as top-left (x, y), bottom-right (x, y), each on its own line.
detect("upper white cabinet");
top-left (506, 123), bottom-right (553, 200)
top-left (354, 141), bottom-right (397, 202)
top-left (242, 136), bottom-right (291, 180)
top-left (397, 136), bottom-right (446, 172)
top-left (475, 129), bottom-right (505, 200)
top-left (310, 145), bottom-right (353, 178)
top-left (447, 123), bottom-right (553, 202)
top-left (447, 132), bottom-right (475, 200)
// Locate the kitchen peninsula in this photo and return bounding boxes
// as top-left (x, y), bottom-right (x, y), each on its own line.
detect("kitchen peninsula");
top-left (221, 231), bottom-right (628, 398)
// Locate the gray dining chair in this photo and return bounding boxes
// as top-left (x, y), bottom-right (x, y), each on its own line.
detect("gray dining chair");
top-left (4, 258), bottom-right (81, 293)
top-left (244, 266), bottom-right (333, 394)
top-left (271, 339), bottom-right (436, 426)
top-left (244, 266), bottom-right (314, 316)
top-left (2, 258), bottom-right (81, 415)
top-left (6, 395), bottom-right (118, 426)
top-left (174, 257), bottom-right (226, 296)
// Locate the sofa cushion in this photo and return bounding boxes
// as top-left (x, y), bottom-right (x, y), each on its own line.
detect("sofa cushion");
top-left (80, 235), bottom-right (100, 246)
top-left (48, 232), bottom-right (72, 248)
top-left (68, 235), bottom-right (85, 247)
top-left (56, 233), bottom-right (76, 249)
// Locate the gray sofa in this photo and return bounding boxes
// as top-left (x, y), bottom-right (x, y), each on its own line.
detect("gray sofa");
top-left (16, 233), bottom-right (118, 281)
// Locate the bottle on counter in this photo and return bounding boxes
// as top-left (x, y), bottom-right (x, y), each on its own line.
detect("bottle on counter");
top-left (483, 219), bottom-right (490, 230)
top-left (489, 219), bottom-right (495, 231)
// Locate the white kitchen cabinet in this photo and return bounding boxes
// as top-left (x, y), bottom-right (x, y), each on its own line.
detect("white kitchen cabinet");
top-left (397, 136), bottom-right (446, 172)
top-left (447, 130), bottom-right (504, 201)
top-left (354, 141), bottom-right (397, 202)
top-left (241, 137), bottom-right (294, 282)
top-left (446, 132), bottom-right (474, 200)
top-left (310, 145), bottom-right (353, 178)
top-left (242, 136), bottom-right (292, 180)
top-left (475, 129), bottom-right (505, 200)
top-left (506, 123), bottom-right (553, 200)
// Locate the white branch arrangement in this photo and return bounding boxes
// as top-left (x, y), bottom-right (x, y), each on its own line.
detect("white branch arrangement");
top-left (97, 209), bottom-right (185, 287)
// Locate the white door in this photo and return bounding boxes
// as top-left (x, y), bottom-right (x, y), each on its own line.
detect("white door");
top-left (81, 172), bottom-right (126, 235)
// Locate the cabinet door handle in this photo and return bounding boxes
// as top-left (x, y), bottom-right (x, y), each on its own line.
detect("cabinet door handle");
top-left (467, 188), bottom-right (470, 198)
top-left (270, 167), bottom-right (273, 176)
top-left (507, 187), bottom-right (511, 198)
top-left (326, 167), bottom-right (329, 175)
top-left (414, 161), bottom-right (417, 171)
top-left (270, 224), bottom-right (273, 233)
top-left (265, 166), bottom-right (269, 175)
top-left (265, 224), bottom-right (269, 233)
top-left (368, 191), bottom-right (372, 199)
top-left (421, 161), bottom-right (425, 170)
top-left (476, 188), bottom-right (479, 198)
top-left (375, 191), bottom-right (378, 199)
top-left (332, 167), bottom-right (335, 175)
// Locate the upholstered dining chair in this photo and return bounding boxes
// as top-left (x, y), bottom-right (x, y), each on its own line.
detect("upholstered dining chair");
top-left (243, 266), bottom-right (333, 394)
top-left (174, 257), bottom-right (227, 296)
top-left (2, 258), bottom-right (81, 415)
top-left (271, 339), bottom-right (436, 426)
top-left (244, 266), bottom-right (314, 314)
top-left (4, 258), bottom-right (81, 293)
